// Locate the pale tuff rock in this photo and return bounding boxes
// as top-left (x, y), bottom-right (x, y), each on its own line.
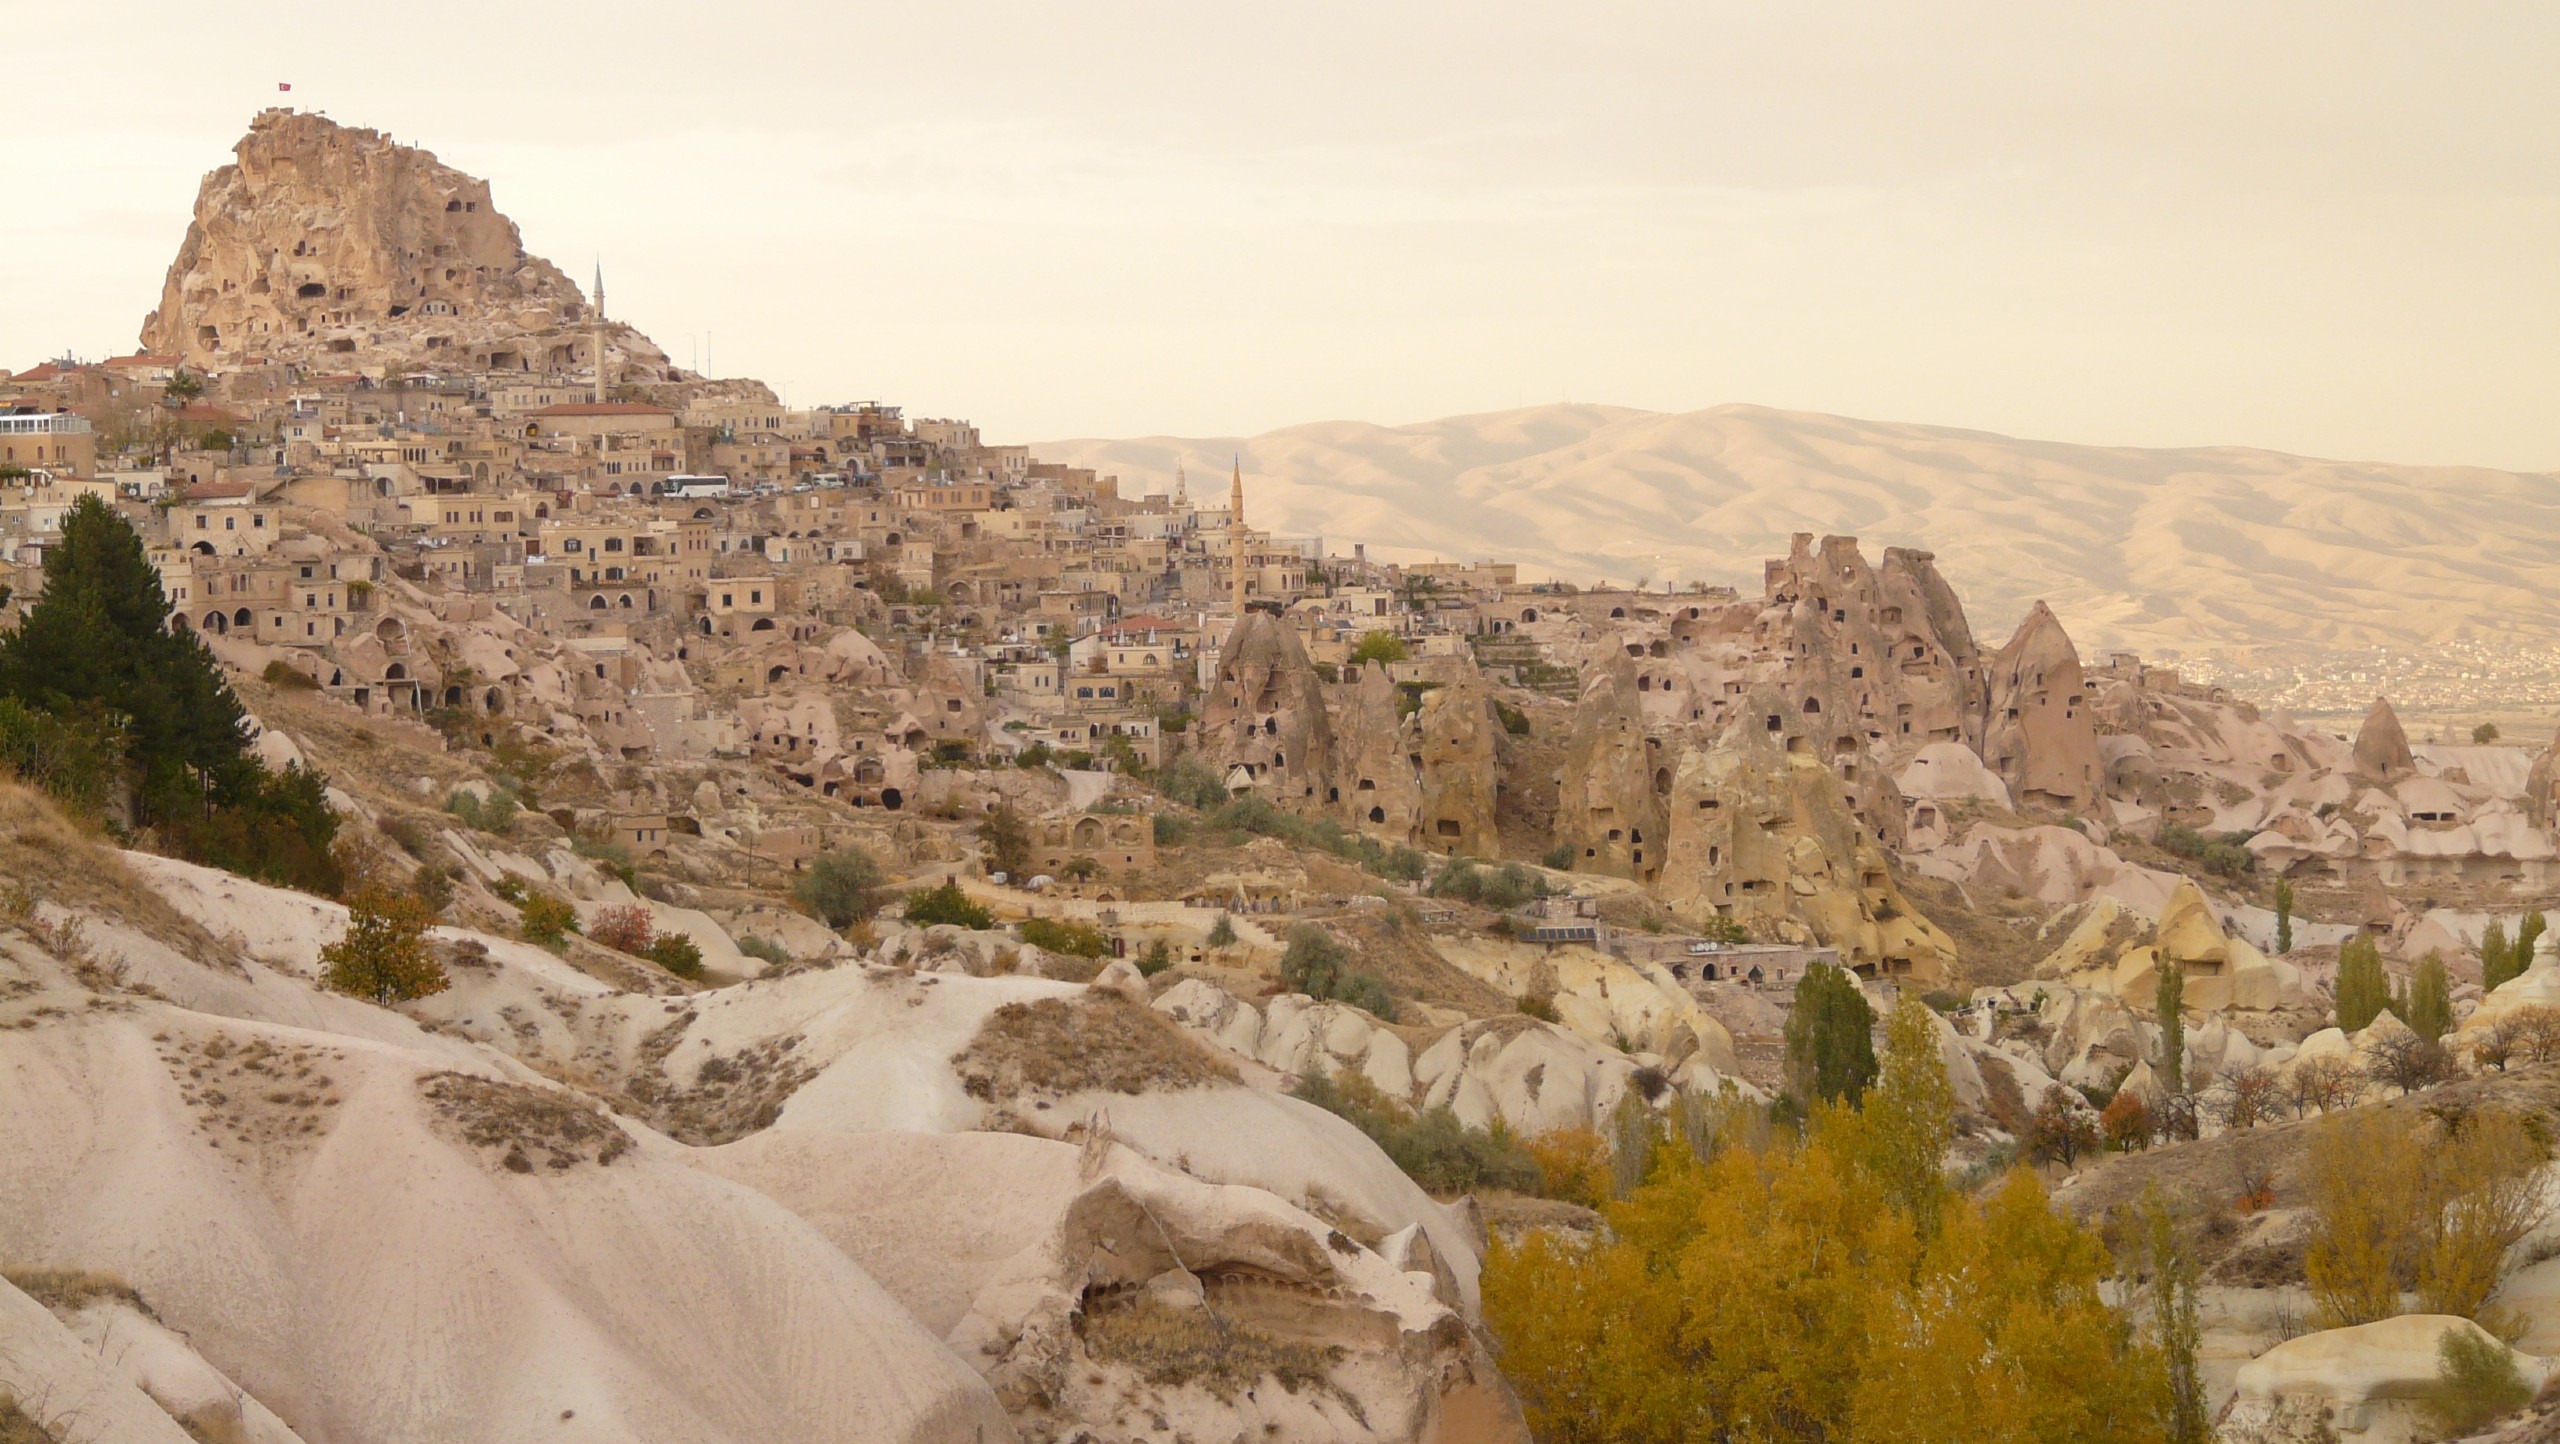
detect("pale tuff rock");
top-left (1199, 610), bottom-right (1337, 811)
top-left (1413, 659), bottom-right (1502, 857)
top-left (139, 110), bottom-right (755, 400)
top-left (1555, 651), bottom-right (1667, 882)
top-left (2352, 695), bottom-right (2417, 781)
top-left (2230, 1316), bottom-right (2552, 1438)
top-left (1982, 601), bottom-right (2105, 813)
top-left (1656, 686), bottom-right (1957, 985)
top-left (2527, 725), bottom-right (2560, 828)
top-left (1336, 660), bottom-right (1424, 840)
top-left (2034, 881), bottom-right (2305, 1013)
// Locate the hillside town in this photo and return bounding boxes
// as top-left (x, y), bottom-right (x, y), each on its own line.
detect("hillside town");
top-left (12, 106), bottom-right (2560, 1444)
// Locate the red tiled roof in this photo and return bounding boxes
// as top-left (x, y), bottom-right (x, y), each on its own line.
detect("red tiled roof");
top-left (103, 353), bottom-right (179, 369)
top-left (178, 481), bottom-right (258, 501)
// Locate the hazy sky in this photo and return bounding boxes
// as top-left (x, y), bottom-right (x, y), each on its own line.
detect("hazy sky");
top-left (7, 2), bottom-right (2556, 467)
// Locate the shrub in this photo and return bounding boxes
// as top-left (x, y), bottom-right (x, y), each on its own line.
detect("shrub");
top-left (261, 659), bottom-right (320, 690)
top-left (2024, 1087), bottom-right (2100, 1167)
top-left (410, 863), bottom-right (455, 911)
top-left (647, 932), bottom-right (705, 979)
top-left (2473, 722), bottom-right (2503, 745)
top-left (487, 872), bottom-right (528, 903)
top-left (1496, 701), bottom-right (1532, 736)
top-left (321, 889), bottom-right (448, 1006)
top-left (444, 787), bottom-right (518, 834)
top-left (1021, 915), bottom-right (1111, 958)
top-left (588, 904), bottom-right (655, 955)
top-left (1156, 752), bottom-right (1229, 810)
top-left (1292, 1064), bottom-right (1539, 1194)
top-left (736, 935), bottom-right (791, 967)
top-left (904, 881), bottom-right (994, 930)
top-left (1540, 844), bottom-right (1574, 872)
top-left (2421, 1325), bottom-right (2534, 1435)
top-left (1206, 913), bottom-right (1238, 948)
top-left (1518, 990), bottom-right (1560, 1023)
top-left (1278, 924), bottom-right (1397, 1021)
top-left (1136, 937), bottom-right (1173, 977)
top-left (1348, 630), bottom-right (1409, 665)
top-left (1427, 859), bottom-right (1547, 909)
top-left (1523, 1127), bottom-right (1614, 1208)
top-left (518, 892), bottom-right (578, 947)
top-left (795, 845), bottom-right (886, 927)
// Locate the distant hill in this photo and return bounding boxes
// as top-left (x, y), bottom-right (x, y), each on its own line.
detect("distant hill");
top-left (1038, 403), bottom-right (2560, 666)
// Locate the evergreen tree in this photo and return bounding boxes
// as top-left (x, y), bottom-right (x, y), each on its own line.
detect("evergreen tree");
top-left (2481, 918), bottom-right (2515, 995)
top-left (2517, 911), bottom-right (2548, 977)
top-left (0, 495), bottom-right (337, 888)
top-left (2336, 934), bottom-right (2390, 1032)
top-left (2405, 953), bottom-right (2453, 1042)
top-left (2273, 878), bottom-right (2296, 955)
top-left (2156, 956), bottom-right (2186, 1095)
top-left (1784, 961), bottom-right (1878, 1106)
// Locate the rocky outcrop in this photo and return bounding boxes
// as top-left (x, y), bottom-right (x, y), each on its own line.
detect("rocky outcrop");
top-left (2526, 725), bottom-right (2560, 828)
top-left (1982, 602), bottom-right (2104, 813)
top-left (1199, 611), bottom-right (1338, 813)
top-left (2229, 1316), bottom-right (2552, 1439)
top-left (139, 110), bottom-right (723, 392)
top-left (2351, 696), bottom-right (2416, 780)
top-left (1334, 661), bottom-right (1422, 841)
top-left (1657, 687), bottom-right (1956, 985)
top-left (1554, 653), bottom-right (1666, 882)
top-left (2033, 882), bottom-right (2307, 1012)
top-left (1414, 661), bottom-right (1502, 857)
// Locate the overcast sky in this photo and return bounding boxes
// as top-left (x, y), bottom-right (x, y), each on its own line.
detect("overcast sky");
top-left (6, 2), bottom-right (2555, 466)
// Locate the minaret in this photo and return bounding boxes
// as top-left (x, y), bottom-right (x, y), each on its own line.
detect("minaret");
top-left (1173, 461), bottom-right (1189, 510)
top-left (590, 263), bottom-right (609, 404)
top-left (1228, 456), bottom-right (1248, 619)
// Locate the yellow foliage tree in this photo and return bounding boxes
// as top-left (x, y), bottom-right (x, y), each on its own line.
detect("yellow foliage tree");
top-left (320, 888), bottom-right (447, 1006)
top-left (1485, 1133), bottom-right (2170, 1442)
top-left (2303, 1108), bottom-right (2550, 1328)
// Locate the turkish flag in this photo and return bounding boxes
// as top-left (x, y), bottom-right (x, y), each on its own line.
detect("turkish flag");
top-left (278, 82), bottom-right (292, 92)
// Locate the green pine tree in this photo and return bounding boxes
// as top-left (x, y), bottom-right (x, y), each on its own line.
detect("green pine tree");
top-left (0, 496), bottom-right (338, 889)
top-left (2518, 911), bottom-right (2548, 977)
top-left (1784, 960), bottom-right (1878, 1106)
top-left (2335, 934), bottom-right (2390, 1032)
top-left (2157, 957), bottom-right (2186, 1095)
top-left (2273, 878), bottom-right (2296, 955)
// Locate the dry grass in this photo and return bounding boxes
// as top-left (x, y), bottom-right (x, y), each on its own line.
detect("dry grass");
top-left (0, 781), bottom-right (228, 968)
top-left (4, 1266), bottom-right (145, 1316)
top-left (419, 1071), bottom-right (632, 1171)
top-left (619, 1031), bottom-right (817, 1146)
top-left (0, 1397), bottom-right (58, 1444)
top-left (1896, 872), bottom-right (2055, 988)
top-left (1078, 1294), bottom-right (1342, 1398)
top-left (159, 1033), bottom-right (344, 1154)
top-left (954, 995), bottom-right (1238, 1102)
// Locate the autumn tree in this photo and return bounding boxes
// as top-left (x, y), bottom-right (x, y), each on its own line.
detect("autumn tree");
top-left (1845, 996), bottom-right (1955, 1233)
top-left (1783, 960), bottom-right (1877, 1106)
top-left (587, 904), bottom-right (655, 954)
top-left (320, 889), bottom-right (447, 1006)
top-left (1483, 1133), bottom-right (2174, 1443)
top-left (2025, 1086), bottom-right (2099, 1167)
top-left (2102, 1090), bottom-right (2153, 1153)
